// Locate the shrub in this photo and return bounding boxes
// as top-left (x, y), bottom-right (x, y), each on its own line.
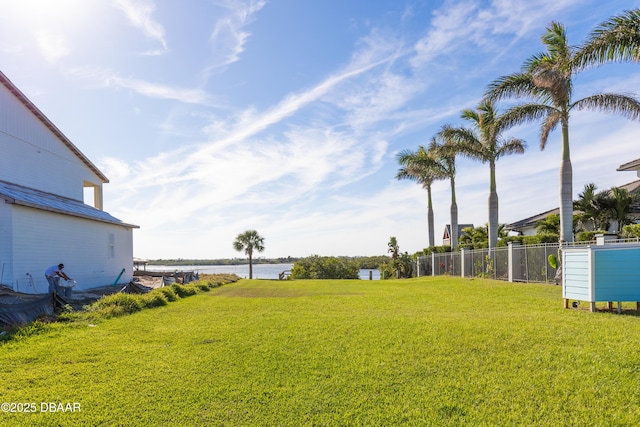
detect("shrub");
top-left (195, 282), bottom-right (212, 292)
top-left (503, 233), bottom-right (559, 246)
top-left (171, 283), bottom-right (197, 298)
top-left (158, 287), bottom-right (178, 301)
top-left (378, 262), bottom-right (395, 280)
top-left (91, 293), bottom-right (142, 315)
top-left (621, 223), bottom-right (640, 238)
top-left (139, 293), bottom-right (169, 309)
top-left (576, 230), bottom-right (608, 242)
top-left (290, 255), bottom-right (359, 279)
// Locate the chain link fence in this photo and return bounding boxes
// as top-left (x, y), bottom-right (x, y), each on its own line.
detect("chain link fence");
top-left (417, 243), bottom-right (561, 284)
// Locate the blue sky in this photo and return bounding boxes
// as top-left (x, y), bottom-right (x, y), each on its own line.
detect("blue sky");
top-left (2, 0), bottom-right (640, 259)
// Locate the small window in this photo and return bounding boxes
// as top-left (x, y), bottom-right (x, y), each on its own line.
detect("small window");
top-left (109, 233), bottom-right (115, 258)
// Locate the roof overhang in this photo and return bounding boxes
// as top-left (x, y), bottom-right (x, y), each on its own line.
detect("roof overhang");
top-left (0, 180), bottom-right (138, 229)
top-left (617, 158), bottom-right (640, 178)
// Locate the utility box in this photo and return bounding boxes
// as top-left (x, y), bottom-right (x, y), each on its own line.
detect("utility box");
top-left (563, 243), bottom-right (640, 312)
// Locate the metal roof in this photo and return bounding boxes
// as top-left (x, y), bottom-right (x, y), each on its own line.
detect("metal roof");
top-left (617, 158), bottom-right (640, 172)
top-left (506, 207), bottom-right (559, 232)
top-left (0, 180), bottom-right (138, 228)
top-left (506, 180), bottom-right (640, 232)
top-left (0, 70), bottom-right (109, 183)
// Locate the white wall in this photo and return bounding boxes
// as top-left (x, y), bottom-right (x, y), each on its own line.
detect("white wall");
top-left (0, 83), bottom-right (103, 199)
top-left (8, 205), bottom-right (133, 293)
top-left (0, 202), bottom-right (13, 286)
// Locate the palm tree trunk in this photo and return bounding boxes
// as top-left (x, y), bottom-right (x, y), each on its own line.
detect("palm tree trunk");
top-left (559, 120), bottom-right (573, 245)
top-left (488, 161), bottom-right (498, 250)
top-left (450, 177), bottom-right (458, 249)
top-left (427, 185), bottom-right (435, 247)
top-left (249, 250), bottom-right (253, 279)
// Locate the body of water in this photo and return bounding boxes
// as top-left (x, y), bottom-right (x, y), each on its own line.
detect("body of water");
top-left (148, 264), bottom-right (380, 280)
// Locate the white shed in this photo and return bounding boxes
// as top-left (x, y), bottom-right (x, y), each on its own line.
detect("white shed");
top-left (0, 71), bottom-right (138, 293)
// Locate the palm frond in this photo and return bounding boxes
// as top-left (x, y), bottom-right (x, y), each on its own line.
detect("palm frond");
top-left (542, 22), bottom-right (572, 61)
top-left (577, 9), bottom-right (640, 68)
top-left (500, 103), bottom-right (555, 129)
top-left (539, 110), bottom-right (562, 150)
top-left (439, 125), bottom-right (485, 161)
top-left (522, 52), bottom-right (549, 73)
top-left (572, 93), bottom-right (640, 120)
top-left (495, 138), bottom-right (526, 159)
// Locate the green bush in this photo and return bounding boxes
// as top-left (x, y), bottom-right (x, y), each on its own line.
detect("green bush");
top-left (417, 245), bottom-right (451, 256)
top-left (290, 255), bottom-right (359, 279)
top-left (139, 293), bottom-right (169, 309)
top-left (195, 282), bottom-right (212, 292)
top-left (377, 262), bottom-right (394, 280)
top-left (576, 230), bottom-right (608, 242)
top-left (171, 283), bottom-right (197, 297)
top-left (90, 293), bottom-right (142, 315)
top-left (158, 287), bottom-right (178, 301)
top-left (503, 233), bottom-right (559, 246)
top-left (621, 223), bottom-right (640, 238)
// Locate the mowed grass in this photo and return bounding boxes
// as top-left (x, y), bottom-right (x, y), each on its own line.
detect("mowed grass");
top-left (1, 277), bottom-right (640, 426)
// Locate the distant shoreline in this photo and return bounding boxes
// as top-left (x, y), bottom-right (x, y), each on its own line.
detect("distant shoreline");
top-left (144, 255), bottom-right (390, 270)
top-left (146, 258), bottom-right (300, 266)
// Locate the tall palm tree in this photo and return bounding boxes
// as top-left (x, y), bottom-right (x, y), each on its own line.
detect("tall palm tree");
top-left (486, 21), bottom-right (640, 245)
top-left (439, 99), bottom-right (526, 250)
top-left (396, 140), bottom-right (447, 247)
top-left (577, 9), bottom-right (640, 66)
top-left (232, 230), bottom-right (265, 279)
top-left (431, 134), bottom-right (459, 250)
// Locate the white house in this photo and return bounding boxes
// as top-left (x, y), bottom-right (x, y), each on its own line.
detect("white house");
top-left (0, 71), bottom-right (138, 294)
top-left (442, 224), bottom-right (473, 246)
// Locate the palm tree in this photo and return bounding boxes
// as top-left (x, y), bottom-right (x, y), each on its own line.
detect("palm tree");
top-left (396, 140), bottom-right (447, 247)
top-left (232, 230), bottom-right (265, 279)
top-left (608, 187), bottom-right (637, 234)
top-left (439, 99), bottom-right (526, 250)
top-left (535, 213), bottom-right (560, 235)
top-left (486, 21), bottom-right (640, 245)
top-left (431, 135), bottom-right (460, 250)
top-left (577, 9), bottom-right (640, 66)
top-left (573, 183), bottom-right (612, 232)
top-left (459, 223), bottom-right (508, 249)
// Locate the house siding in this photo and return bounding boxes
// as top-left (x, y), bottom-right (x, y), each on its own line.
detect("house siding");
top-left (0, 202), bottom-right (14, 285)
top-left (9, 205), bottom-right (133, 292)
top-left (0, 83), bottom-right (102, 200)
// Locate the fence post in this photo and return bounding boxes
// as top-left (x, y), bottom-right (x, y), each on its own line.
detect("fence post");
top-left (595, 233), bottom-right (617, 245)
top-left (431, 252), bottom-right (436, 276)
top-left (460, 248), bottom-right (466, 278)
top-left (508, 241), bottom-right (521, 282)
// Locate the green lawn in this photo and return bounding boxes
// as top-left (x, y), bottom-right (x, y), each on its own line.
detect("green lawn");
top-left (1, 277), bottom-right (640, 426)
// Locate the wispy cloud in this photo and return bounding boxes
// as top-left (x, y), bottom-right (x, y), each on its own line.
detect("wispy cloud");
top-left (68, 67), bottom-right (211, 104)
top-left (106, 75), bottom-right (211, 104)
top-left (411, 0), bottom-right (584, 69)
top-left (112, 0), bottom-right (168, 54)
top-left (207, 0), bottom-right (266, 68)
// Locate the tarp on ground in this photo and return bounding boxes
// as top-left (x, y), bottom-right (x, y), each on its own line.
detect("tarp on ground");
top-left (0, 287), bottom-right (53, 326)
